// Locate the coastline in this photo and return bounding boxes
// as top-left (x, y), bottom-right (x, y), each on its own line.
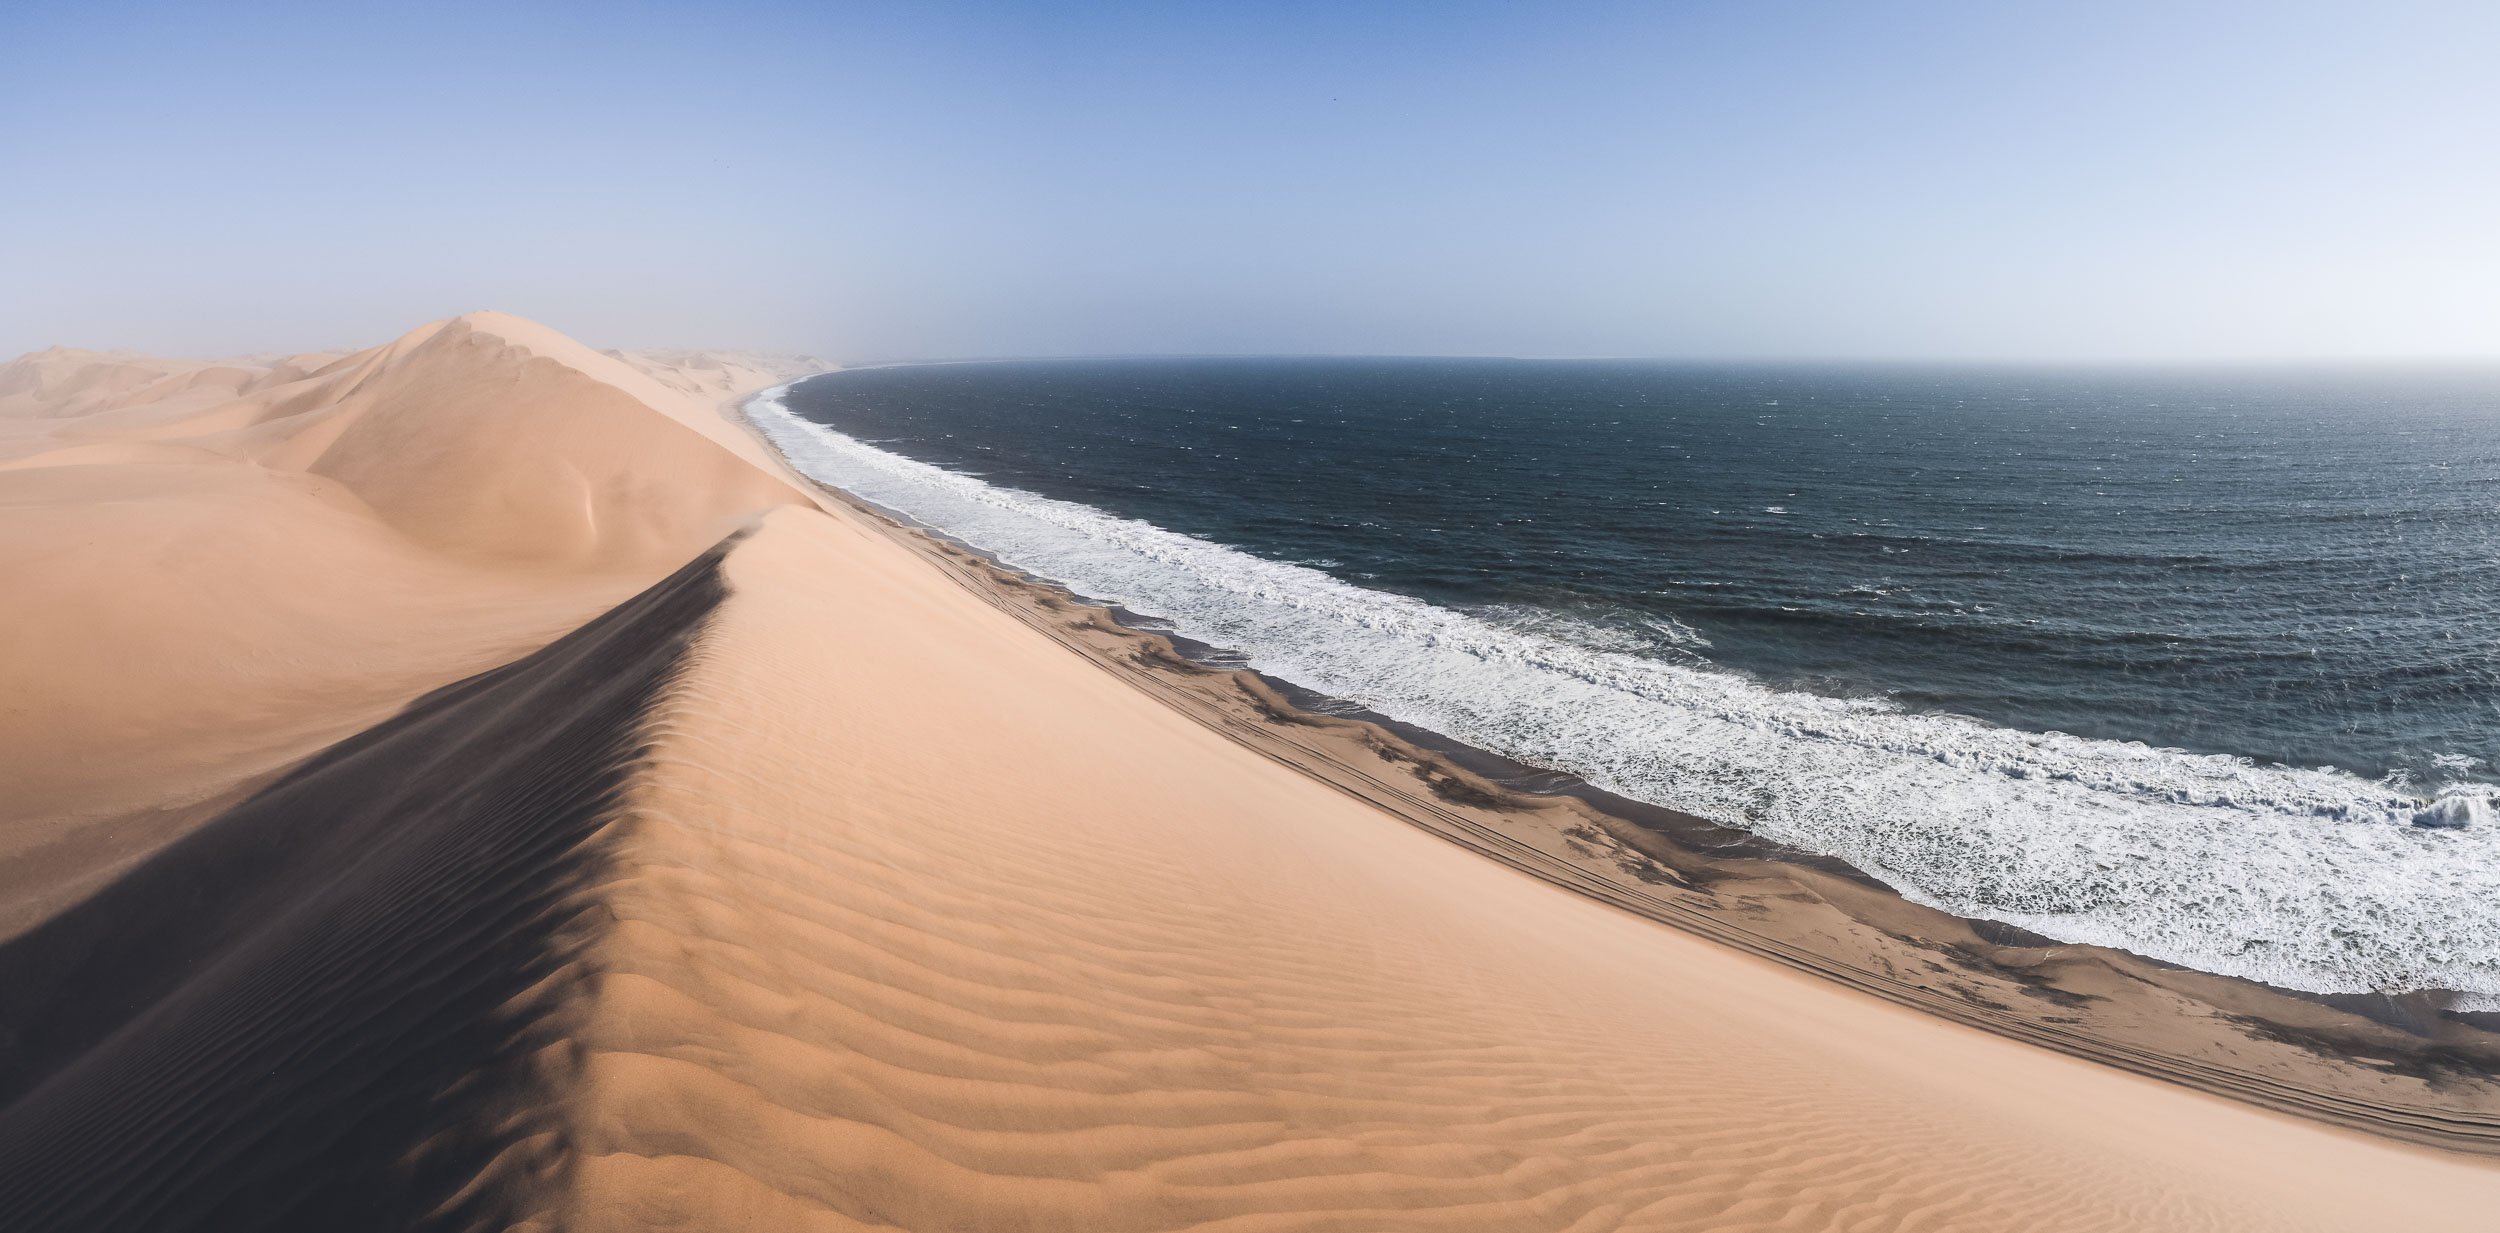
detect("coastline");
top-left (11, 317), bottom-right (2500, 1229)
top-left (734, 387), bottom-right (2500, 1154)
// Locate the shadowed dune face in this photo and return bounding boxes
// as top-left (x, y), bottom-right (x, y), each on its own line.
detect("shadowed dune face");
top-left (0, 316), bottom-right (818, 936)
top-left (20, 507), bottom-right (2498, 1233)
top-left (0, 537), bottom-right (731, 1233)
top-left (8, 314), bottom-right (2500, 1232)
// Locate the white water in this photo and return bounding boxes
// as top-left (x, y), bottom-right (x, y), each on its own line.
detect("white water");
top-left (749, 385), bottom-right (2500, 1003)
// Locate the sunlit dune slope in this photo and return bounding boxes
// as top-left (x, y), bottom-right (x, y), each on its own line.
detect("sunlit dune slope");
top-left (553, 506), bottom-right (2500, 1233)
top-left (0, 541), bottom-right (732, 1233)
top-left (6, 313), bottom-right (2500, 1233)
top-left (0, 314), bottom-right (815, 932)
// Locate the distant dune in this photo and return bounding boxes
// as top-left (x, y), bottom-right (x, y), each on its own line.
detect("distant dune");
top-left (0, 314), bottom-right (820, 932)
top-left (3, 313), bottom-right (2498, 1230)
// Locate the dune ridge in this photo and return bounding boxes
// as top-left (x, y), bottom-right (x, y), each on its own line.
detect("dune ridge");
top-left (0, 534), bottom-right (731, 1232)
top-left (530, 504), bottom-right (2500, 1232)
top-left (0, 314), bottom-right (816, 935)
top-left (6, 313), bottom-right (2500, 1230)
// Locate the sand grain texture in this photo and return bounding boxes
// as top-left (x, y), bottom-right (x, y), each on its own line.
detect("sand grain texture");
top-left (9, 314), bottom-right (2500, 1232)
top-left (548, 507), bottom-right (2500, 1232)
top-left (0, 315), bottom-right (812, 934)
top-left (0, 534), bottom-right (733, 1232)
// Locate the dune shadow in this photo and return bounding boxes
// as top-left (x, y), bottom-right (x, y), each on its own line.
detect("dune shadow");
top-left (0, 536), bottom-right (735, 1232)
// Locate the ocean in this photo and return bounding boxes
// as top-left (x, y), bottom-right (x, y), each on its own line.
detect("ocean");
top-left (750, 357), bottom-right (2500, 1003)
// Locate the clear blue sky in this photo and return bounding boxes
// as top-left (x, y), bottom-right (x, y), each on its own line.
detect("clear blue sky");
top-left (4, 0), bottom-right (2495, 361)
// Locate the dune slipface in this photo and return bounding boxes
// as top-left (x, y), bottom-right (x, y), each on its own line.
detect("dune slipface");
top-left (0, 313), bottom-right (816, 935)
top-left (7, 315), bottom-right (2500, 1232)
top-left (0, 538), bottom-right (730, 1232)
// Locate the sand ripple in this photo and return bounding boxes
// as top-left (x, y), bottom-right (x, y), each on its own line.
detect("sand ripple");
top-left (548, 509), bottom-right (2500, 1232)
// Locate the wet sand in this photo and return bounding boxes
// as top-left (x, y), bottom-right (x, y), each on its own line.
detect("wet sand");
top-left (4, 313), bottom-right (2499, 1230)
top-left (792, 478), bottom-right (2500, 1153)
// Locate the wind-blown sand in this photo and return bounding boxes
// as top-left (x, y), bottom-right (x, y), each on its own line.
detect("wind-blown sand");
top-left (4, 312), bottom-right (2499, 1230)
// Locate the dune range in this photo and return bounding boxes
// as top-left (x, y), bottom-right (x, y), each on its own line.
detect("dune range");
top-left (0, 315), bottom-right (821, 935)
top-left (3, 312), bottom-right (2499, 1231)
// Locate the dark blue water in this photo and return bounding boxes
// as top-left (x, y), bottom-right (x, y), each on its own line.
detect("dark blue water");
top-left (752, 358), bottom-right (2500, 999)
top-left (783, 358), bottom-right (2499, 785)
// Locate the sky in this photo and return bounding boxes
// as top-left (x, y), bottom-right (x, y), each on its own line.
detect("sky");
top-left (4, 0), bottom-right (2496, 362)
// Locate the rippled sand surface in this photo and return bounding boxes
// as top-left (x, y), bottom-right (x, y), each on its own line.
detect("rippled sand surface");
top-left (556, 508), bottom-right (2500, 1232)
top-left (6, 314), bottom-right (2499, 1231)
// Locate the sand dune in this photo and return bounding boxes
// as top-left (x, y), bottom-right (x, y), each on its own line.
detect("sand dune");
top-left (550, 506), bottom-right (2500, 1233)
top-left (5, 313), bottom-right (2500, 1230)
top-left (0, 542), bottom-right (730, 1232)
top-left (0, 315), bottom-right (812, 933)
top-left (0, 347), bottom-right (248, 422)
top-left (608, 347), bottom-right (835, 412)
top-left (282, 317), bottom-right (802, 567)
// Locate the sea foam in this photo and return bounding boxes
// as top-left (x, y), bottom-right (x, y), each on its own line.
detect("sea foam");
top-left (749, 386), bottom-right (2500, 1001)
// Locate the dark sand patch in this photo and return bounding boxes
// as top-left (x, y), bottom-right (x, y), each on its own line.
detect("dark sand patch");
top-left (0, 537), bottom-right (733, 1232)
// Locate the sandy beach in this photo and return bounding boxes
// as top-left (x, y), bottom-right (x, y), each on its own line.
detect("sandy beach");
top-left (5, 312), bottom-right (2500, 1230)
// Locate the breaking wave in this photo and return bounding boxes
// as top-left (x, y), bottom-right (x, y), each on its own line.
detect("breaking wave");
top-left (749, 384), bottom-right (2500, 1002)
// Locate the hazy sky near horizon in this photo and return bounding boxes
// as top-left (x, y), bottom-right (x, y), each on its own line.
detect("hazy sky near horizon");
top-left (4, 0), bottom-right (2496, 362)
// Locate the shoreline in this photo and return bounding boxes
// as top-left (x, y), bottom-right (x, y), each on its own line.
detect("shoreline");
top-left (736, 389), bottom-right (2500, 1154)
top-left (11, 316), bottom-right (2499, 1228)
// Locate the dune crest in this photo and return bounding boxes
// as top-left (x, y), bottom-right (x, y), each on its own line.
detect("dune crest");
top-left (0, 347), bottom-right (239, 421)
top-left (0, 540), bottom-right (733, 1233)
top-left (7, 314), bottom-right (2500, 1230)
top-left (528, 505), bottom-right (2497, 1232)
top-left (287, 313), bottom-right (807, 567)
top-left (0, 314), bottom-right (819, 933)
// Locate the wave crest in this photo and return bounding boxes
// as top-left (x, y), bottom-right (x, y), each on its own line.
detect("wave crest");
top-left (749, 385), bottom-right (2500, 1000)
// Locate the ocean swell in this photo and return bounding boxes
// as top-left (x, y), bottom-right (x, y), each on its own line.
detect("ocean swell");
top-left (749, 385), bottom-right (2500, 1003)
